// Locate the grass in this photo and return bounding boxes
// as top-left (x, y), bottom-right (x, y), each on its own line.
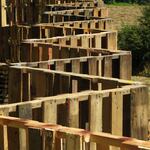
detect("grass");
top-left (106, 5), bottom-right (143, 30)
top-left (106, 2), bottom-right (135, 6)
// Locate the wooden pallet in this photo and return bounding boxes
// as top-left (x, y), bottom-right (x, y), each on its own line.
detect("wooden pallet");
top-left (8, 65), bottom-right (136, 102)
top-left (0, 18), bottom-right (113, 62)
top-left (0, 0), bottom-right (149, 146)
top-left (0, 0), bottom-right (47, 26)
top-left (23, 31), bottom-right (117, 50)
top-left (34, 18), bottom-right (113, 30)
top-left (42, 8), bottom-right (108, 23)
top-left (3, 65), bottom-right (148, 140)
top-left (0, 116), bottom-right (149, 150)
top-left (13, 52), bottom-right (132, 80)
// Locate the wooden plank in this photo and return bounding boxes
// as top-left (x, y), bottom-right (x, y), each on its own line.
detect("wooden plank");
top-left (67, 98), bottom-right (79, 128)
top-left (81, 36), bottom-right (89, 48)
top-left (95, 35), bottom-right (101, 48)
top-left (111, 91), bottom-right (123, 136)
top-left (66, 134), bottom-right (82, 150)
top-left (0, 109), bottom-right (9, 150)
top-left (71, 59), bottom-right (80, 93)
top-left (120, 54), bottom-right (132, 80)
top-left (88, 58), bottom-right (97, 75)
top-left (89, 94), bottom-right (103, 150)
top-left (0, 0), bottom-right (7, 26)
top-left (55, 61), bottom-right (65, 71)
top-left (89, 93), bottom-right (103, 132)
top-left (97, 143), bottom-right (109, 150)
top-left (18, 104), bottom-right (32, 150)
top-left (42, 100), bottom-right (57, 124)
top-left (43, 129), bottom-right (55, 150)
top-left (98, 54), bottom-right (102, 76)
top-left (107, 32), bottom-right (117, 50)
top-left (104, 56), bottom-right (112, 77)
top-left (131, 86), bottom-right (149, 140)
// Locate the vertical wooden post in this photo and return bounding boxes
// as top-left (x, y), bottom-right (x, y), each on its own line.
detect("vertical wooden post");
top-left (120, 54), bottom-right (132, 80)
top-left (18, 104), bottom-right (32, 150)
top-left (131, 86), bottom-right (149, 140)
top-left (42, 100), bottom-right (57, 124)
top-left (0, 0), bottom-right (7, 26)
top-left (95, 35), bottom-right (101, 48)
top-left (89, 94), bottom-right (103, 132)
top-left (88, 58), bottom-right (97, 75)
top-left (43, 129), bottom-right (55, 150)
top-left (97, 144), bottom-right (109, 150)
top-left (98, 54), bottom-right (102, 76)
top-left (66, 134), bottom-right (82, 150)
top-left (68, 98), bottom-right (79, 128)
top-left (107, 32), bottom-right (117, 50)
top-left (71, 59), bottom-right (80, 93)
top-left (81, 36), bottom-right (89, 48)
top-left (0, 108), bottom-right (9, 150)
top-left (111, 91), bottom-right (123, 150)
top-left (104, 56), bottom-right (112, 77)
top-left (71, 37), bottom-right (77, 47)
top-left (111, 91), bottom-right (123, 136)
top-left (89, 93), bottom-right (103, 150)
top-left (55, 61), bottom-right (65, 71)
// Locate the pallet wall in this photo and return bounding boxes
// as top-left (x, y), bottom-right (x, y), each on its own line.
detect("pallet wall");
top-left (0, 0), bottom-right (149, 145)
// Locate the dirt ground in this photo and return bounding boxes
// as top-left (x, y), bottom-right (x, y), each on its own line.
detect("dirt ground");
top-left (107, 5), bottom-right (143, 30)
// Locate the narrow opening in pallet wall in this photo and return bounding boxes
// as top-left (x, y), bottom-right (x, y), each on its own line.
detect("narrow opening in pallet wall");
top-left (57, 103), bottom-right (68, 126)
top-left (80, 62), bottom-right (88, 74)
top-left (78, 79), bottom-right (90, 92)
top-left (101, 36), bottom-right (107, 49)
top-left (8, 127), bottom-right (19, 150)
top-left (66, 63), bottom-right (71, 72)
top-left (102, 96), bottom-right (111, 133)
top-left (112, 59), bottom-right (120, 78)
top-left (79, 100), bottom-right (89, 129)
top-left (123, 94), bottom-right (131, 136)
top-left (8, 112), bottom-right (19, 150)
top-left (32, 107), bottom-right (42, 122)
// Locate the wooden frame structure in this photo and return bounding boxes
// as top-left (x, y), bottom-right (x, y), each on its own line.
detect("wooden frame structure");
top-left (0, 65), bottom-right (146, 140)
top-left (0, 0), bottom-right (149, 147)
top-left (0, 84), bottom-right (149, 140)
top-left (0, 116), bottom-right (150, 150)
top-left (12, 52), bottom-right (132, 79)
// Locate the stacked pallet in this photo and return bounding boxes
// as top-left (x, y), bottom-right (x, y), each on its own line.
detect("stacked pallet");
top-left (0, 0), bottom-right (150, 149)
top-left (0, 64), bottom-right (8, 103)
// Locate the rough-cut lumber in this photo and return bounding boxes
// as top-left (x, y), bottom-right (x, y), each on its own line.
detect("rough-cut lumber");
top-left (0, 116), bottom-right (150, 150)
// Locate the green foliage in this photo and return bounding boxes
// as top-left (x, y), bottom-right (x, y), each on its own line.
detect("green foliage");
top-left (118, 6), bottom-right (150, 75)
top-left (104, 0), bottom-right (150, 4)
top-left (106, 2), bottom-right (133, 5)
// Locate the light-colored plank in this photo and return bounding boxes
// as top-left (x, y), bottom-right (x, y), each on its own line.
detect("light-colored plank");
top-left (131, 86), bottom-right (149, 140)
top-left (42, 100), bottom-right (57, 124)
top-left (68, 98), bottom-right (79, 128)
top-left (120, 54), bottom-right (132, 80)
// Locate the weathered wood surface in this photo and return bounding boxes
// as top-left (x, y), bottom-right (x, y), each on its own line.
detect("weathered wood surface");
top-left (0, 0), bottom-right (149, 144)
top-left (0, 116), bottom-right (150, 150)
